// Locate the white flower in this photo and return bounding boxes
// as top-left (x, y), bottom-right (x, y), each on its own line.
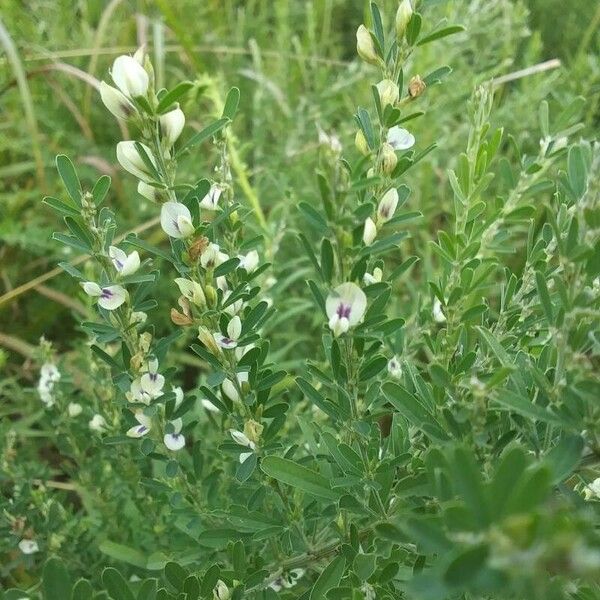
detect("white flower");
top-left (395, 0), bottom-right (413, 39)
top-left (109, 246), bottom-right (140, 277)
top-left (38, 363), bottom-right (58, 407)
top-left (137, 181), bottom-right (161, 202)
top-left (100, 81), bottom-right (136, 120)
top-left (67, 402), bottom-right (82, 417)
top-left (363, 267), bottom-right (383, 286)
top-left (130, 311), bottom-right (147, 324)
top-left (214, 316), bottom-right (242, 349)
top-left (222, 372), bottom-right (248, 402)
top-left (376, 79), bottom-right (399, 107)
top-left (111, 54), bottom-right (149, 98)
top-left (387, 127), bottom-right (415, 151)
top-left (41, 363), bottom-right (60, 383)
top-left (174, 278), bottom-right (205, 306)
top-left (363, 217), bottom-right (377, 246)
top-left (381, 142), bottom-right (398, 174)
top-left (269, 569), bottom-right (305, 592)
top-left (230, 429), bottom-right (256, 449)
top-left (160, 107), bottom-right (185, 146)
top-left (238, 250), bottom-right (259, 273)
top-left (387, 356), bottom-right (403, 379)
top-left (116, 141), bottom-right (156, 182)
top-left (128, 371), bottom-right (165, 405)
top-left (361, 582), bottom-right (376, 600)
top-left (202, 399), bottom-right (221, 413)
top-left (199, 185), bottom-right (222, 211)
top-left (81, 282), bottom-right (128, 310)
top-left (318, 128), bottom-right (342, 153)
top-left (377, 188), bottom-right (399, 223)
top-left (18, 539), bottom-right (39, 555)
top-left (356, 24), bottom-right (379, 65)
top-left (89, 414), bottom-right (107, 431)
top-left (201, 243), bottom-right (228, 269)
top-left (326, 282), bottom-right (367, 337)
top-left (213, 580), bottom-right (230, 600)
top-left (583, 477), bottom-right (600, 500)
top-left (433, 297), bottom-right (446, 323)
top-left (126, 411), bottom-right (152, 438)
top-left (164, 418), bottom-right (185, 451)
top-left (173, 386), bottom-right (184, 408)
top-left (160, 202), bottom-right (194, 239)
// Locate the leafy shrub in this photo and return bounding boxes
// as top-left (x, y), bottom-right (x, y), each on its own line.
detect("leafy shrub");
top-left (1, 1), bottom-right (599, 599)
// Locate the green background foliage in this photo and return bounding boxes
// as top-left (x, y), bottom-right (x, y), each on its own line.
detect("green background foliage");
top-left (1, 0), bottom-right (599, 599)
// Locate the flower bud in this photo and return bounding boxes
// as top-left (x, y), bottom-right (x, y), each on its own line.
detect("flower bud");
top-left (213, 580), bottom-right (230, 600)
top-left (205, 285), bottom-right (218, 308)
top-left (198, 326), bottom-right (222, 356)
top-left (377, 188), bottom-right (399, 223)
top-left (356, 25), bottom-right (379, 65)
top-left (363, 217), bottom-right (377, 246)
top-left (188, 236), bottom-right (209, 261)
top-left (111, 54), bottom-right (149, 98)
top-left (137, 181), bottom-right (162, 202)
top-left (387, 356), bottom-right (403, 379)
top-left (408, 75), bottom-right (426, 98)
top-left (380, 143), bottom-right (398, 175)
top-left (395, 0), bottom-right (413, 40)
top-left (171, 307), bottom-right (194, 326)
top-left (376, 79), bottom-right (399, 108)
top-left (355, 129), bottom-right (370, 156)
top-left (160, 107), bottom-right (185, 146)
top-left (244, 419), bottom-right (264, 445)
top-left (100, 81), bottom-right (136, 120)
top-left (116, 141), bottom-right (156, 181)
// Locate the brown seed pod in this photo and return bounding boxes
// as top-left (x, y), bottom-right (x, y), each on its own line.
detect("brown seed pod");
top-left (188, 236), bottom-right (209, 261)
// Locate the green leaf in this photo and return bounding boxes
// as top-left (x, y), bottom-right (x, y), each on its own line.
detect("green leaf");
top-left (43, 195), bottom-right (80, 217)
top-left (309, 556), bottom-right (346, 600)
top-left (382, 382), bottom-right (449, 442)
top-left (177, 118), bottom-right (229, 155)
top-left (444, 544), bottom-right (489, 587)
top-left (492, 390), bottom-right (563, 426)
top-left (102, 567), bottom-right (136, 600)
top-left (535, 270), bottom-right (554, 324)
top-left (544, 434), bottom-right (584, 483)
top-left (156, 81), bottom-right (194, 114)
top-left (164, 562), bottom-right (188, 591)
top-left (320, 238), bottom-right (334, 283)
top-left (43, 557), bottom-right (72, 600)
top-left (353, 553), bottom-right (376, 581)
top-left (222, 86), bottom-right (241, 120)
top-left (92, 175), bottom-right (112, 205)
top-left (260, 456), bottom-right (339, 500)
top-left (72, 579), bottom-right (94, 600)
top-left (568, 144), bottom-right (587, 199)
top-left (99, 540), bottom-right (147, 569)
top-left (417, 25), bottom-right (465, 46)
top-left (56, 154), bottom-right (81, 205)
top-left (137, 579), bottom-right (157, 600)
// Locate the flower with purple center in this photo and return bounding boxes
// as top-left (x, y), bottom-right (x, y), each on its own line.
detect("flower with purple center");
top-left (128, 363), bottom-right (165, 405)
top-left (109, 245), bottom-right (140, 277)
top-left (81, 281), bottom-right (128, 310)
top-left (164, 418), bottom-right (186, 451)
top-left (325, 282), bottom-right (367, 337)
top-left (160, 201), bottom-right (194, 239)
top-left (213, 315), bottom-right (242, 349)
top-left (126, 410), bottom-right (152, 438)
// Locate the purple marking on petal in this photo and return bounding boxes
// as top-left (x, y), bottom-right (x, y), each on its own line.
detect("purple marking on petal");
top-left (137, 425), bottom-right (147, 433)
top-left (172, 219), bottom-right (180, 232)
top-left (336, 303), bottom-right (351, 319)
top-left (150, 373), bottom-right (157, 382)
top-left (101, 288), bottom-right (113, 299)
top-left (114, 258), bottom-right (124, 268)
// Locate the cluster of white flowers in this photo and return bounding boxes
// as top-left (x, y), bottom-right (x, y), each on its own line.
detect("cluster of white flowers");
top-left (37, 362), bottom-right (60, 407)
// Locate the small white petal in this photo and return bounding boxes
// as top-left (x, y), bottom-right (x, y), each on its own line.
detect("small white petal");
top-left (239, 451), bottom-right (253, 464)
top-left (97, 285), bottom-right (128, 310)
top-left (160, 107), bottom-right (185, 146)
top-left (81, 281), bottom-right (102, 297)
top-left (227, 315), bottom-right (242, 340)
top-left (89, 414), bottom-right (107, 431)
top-left (164, 433), bottom-right (186, 451)
top-left (18, 539), bottom-right (39, 554)
top-left (213, 332), bottom-right (238, 349)
top-left (116, 141), bottom-right (156, 181)
top-left (230, 429), bottom-right (253, 447)
top-left (201, 399), bottom-right (221, 413)
top-left (199, 184), bottom-right (222, 210)
top-left (387, 127), bottom-right (415, 151)
top-left (67, 402), bottom-right (82, 417)
top-left (363, 217), bottom-right (377, 246)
